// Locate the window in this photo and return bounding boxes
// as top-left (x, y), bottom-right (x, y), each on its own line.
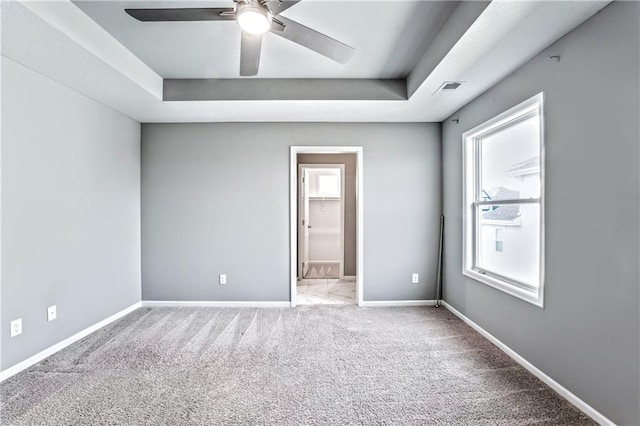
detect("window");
top-left (306, 168), bottom-right (342, 199)
top-left (462, 93), bottom-right (545, 307)
top-left (317, 172), bottom-right (341, 198)
top-left (495, 229), bottom-right (503, 252)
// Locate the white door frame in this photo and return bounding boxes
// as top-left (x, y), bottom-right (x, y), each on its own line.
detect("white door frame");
top-left (290, 146), bottom-right (364, 307)
top-left (298, 164), bottom-right (346, 280)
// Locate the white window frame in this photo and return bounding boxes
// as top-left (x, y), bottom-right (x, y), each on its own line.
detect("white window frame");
top-left (462, 92), bottom-right (545, 307)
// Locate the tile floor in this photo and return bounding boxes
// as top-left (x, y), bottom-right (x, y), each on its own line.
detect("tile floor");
top-left (296, 278), bottom-right (356, 305)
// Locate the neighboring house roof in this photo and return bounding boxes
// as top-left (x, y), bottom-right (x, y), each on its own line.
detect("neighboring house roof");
top-left (483, 204), bottom-right (521, 221)
top-left (506, 156), bottom-right (540, 177)
top-left (483, 187), bottom-right (520, 222)
top-left (484, 187), bottom-right (519, 201)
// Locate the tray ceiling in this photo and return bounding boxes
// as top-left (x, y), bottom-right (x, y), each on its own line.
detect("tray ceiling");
top-left (1, 1), bottom-right (611, 122)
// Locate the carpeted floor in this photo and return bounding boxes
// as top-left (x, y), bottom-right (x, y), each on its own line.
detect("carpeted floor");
top-left (0, 306), bottom-right (594, 425)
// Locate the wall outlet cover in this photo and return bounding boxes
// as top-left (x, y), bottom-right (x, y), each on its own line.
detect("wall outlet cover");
top-left (48, 305), bottom-right (57, 322)
top-left (412, 273), bottom-right (419, 284)
top-left (11, 318), bottom-right (23, 337)
top-left (219, 274), bottom-right (227, 285)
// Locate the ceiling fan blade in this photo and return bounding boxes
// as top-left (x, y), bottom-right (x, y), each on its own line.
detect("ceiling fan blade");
top-left (125, 8), bottom-right (235, 22)
top-left (266, 0), bottom-right (302, 16)
top-left (271, 19), bottom-right (286, 32)
top-left (240, 32), bottom-right (263, 76)
top-left (272, 17), bottom-right (354, 64)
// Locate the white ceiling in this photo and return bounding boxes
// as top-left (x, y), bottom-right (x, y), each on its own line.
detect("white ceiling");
top-left (73, 1), bottom-right (458, 79)
top-left (1, 1), bottom-right (611, 123)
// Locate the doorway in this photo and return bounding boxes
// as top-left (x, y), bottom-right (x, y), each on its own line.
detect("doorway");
top-left (297, 164), bottom-right (351, 304)
top-left (299, 165), bottom-right (345, 279)
top-left (290, 147), bottom-right (364, 307)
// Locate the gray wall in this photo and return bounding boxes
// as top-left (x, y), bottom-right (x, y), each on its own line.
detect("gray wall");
top-left (441, 2), bottom-right (639, 425)
top-left (141, 122), bottom-right (441, 302)
top-left (297, 153), bottom-right (357, 276)
top-left (1, 57), bottom-right (142, 371)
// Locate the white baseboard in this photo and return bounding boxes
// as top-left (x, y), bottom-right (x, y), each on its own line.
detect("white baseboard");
top-left (141, 301), bottom-right (291, 308)
top-left (0, 301), bottom-right (142, 382)
top-left (441, 301), bottom-right (614, 426)
top-left (360, 300), bottom-right (436, 307)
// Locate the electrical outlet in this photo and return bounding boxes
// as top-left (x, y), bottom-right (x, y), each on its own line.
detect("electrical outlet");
top-left (412, 273), bottom-right (419, 284)
top-left (47, 305), bottom-right (57, 322)
top-left (219, 274), bottom-right (227, 285)
top-left (10, 318), bottom-right (22, 337)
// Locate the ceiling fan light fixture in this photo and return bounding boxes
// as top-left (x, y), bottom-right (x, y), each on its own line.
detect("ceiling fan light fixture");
top-left (237, 4), bottom-right (272, 35)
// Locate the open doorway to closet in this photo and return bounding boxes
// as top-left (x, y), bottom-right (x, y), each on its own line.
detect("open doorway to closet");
top-left (298, 163), bottom-right (352, 305)
top-left (290, 147), bottom-right (363, 307)
top-left (299, 165), bottom-right (345, 280)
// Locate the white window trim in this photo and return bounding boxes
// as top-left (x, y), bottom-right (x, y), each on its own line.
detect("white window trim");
top-left (462, 92), bottom-right (546, 308)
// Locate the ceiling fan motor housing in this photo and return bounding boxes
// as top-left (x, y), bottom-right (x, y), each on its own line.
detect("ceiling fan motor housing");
top-left (236, 2), bottom-right (273, 35)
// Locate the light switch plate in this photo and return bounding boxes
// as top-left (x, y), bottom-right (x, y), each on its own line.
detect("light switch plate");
top-left (48, 305), bottom-right (57, 322)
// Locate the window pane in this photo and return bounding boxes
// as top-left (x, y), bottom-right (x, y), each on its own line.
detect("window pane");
top-left (477, 203), bottom-right (540, 287)
top-left (317, 173), bottom-right (340, 197)
top-left (480, 114), bottom-right (541, 201)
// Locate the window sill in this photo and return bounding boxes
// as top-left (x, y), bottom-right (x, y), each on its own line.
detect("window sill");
top-left (463, 269), bottom-right (544, 308)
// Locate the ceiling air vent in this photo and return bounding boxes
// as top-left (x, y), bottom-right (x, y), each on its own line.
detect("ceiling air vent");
top-left (442, 82), bottom-right (461, 90)
top-left (433, 81), bottom-right (463, 96)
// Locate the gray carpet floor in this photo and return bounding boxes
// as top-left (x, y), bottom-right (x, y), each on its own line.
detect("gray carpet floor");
top-left (0, 306), bottom-right (594, 425)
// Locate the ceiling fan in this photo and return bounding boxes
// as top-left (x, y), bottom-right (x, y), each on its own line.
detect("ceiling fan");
top-left (125, 0), bottom-right (355, 76)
